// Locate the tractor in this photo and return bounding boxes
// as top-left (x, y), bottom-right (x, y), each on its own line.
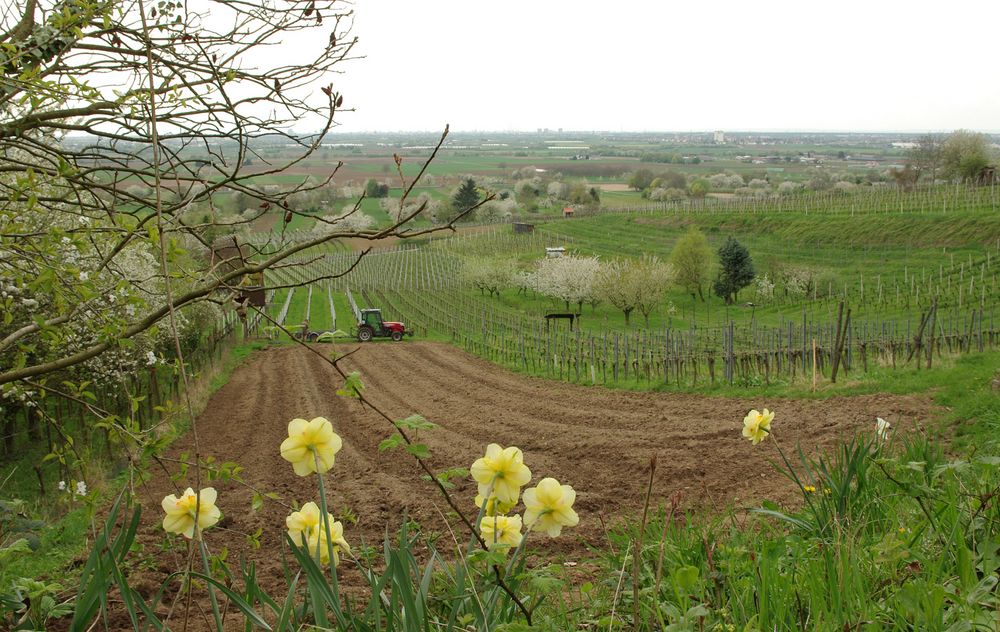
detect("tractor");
top-left (356, 308), bottom-right (412, 342)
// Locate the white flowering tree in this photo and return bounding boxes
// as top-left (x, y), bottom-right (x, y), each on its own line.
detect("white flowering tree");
top-left (474, 198), bottom-right (517, 224)
top-left (591, 256), bottom-right (673, 327)
top-left (511, 269), bottom-right (537, 296)
top-left (634, 255), bottom-right (675, 327)
top-left (778, 181), bottom-right (804, 195)
top-left (532, 255), bottom-right (601, 312)
top-left (753, 273), bottom-right (776, 302)
top-left (381, 192), bottom-right (446, 224)
top-left (463, 258), bottom-right (516, 298)
top-left (311, 209), bottom-right (376, 236)
top-left (594, 258), bottom-right (643, 326)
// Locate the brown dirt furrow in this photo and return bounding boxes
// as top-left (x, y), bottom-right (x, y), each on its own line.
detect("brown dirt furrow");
top-left (127, 341), bottom-right (937, 630)
top-left (332, 342), bottom-right (933, 523)
top-left (350, 341), bottom-right (661, 434)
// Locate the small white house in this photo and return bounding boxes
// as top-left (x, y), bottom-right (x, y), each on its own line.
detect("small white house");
top-left (545, 247), bottom-right (566, 258)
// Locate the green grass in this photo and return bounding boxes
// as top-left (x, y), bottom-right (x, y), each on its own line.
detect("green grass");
top-left (282, 284), bottom-right (310, 329)
top-left (329, 288), bottom-right (355, 330)
top-left (599, 190), bottom-right (646, 206)
top-left (284, 210), bottom-right (318, 231)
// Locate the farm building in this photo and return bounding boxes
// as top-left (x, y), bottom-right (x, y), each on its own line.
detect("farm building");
top-left (977, 166), bottom-right (998, 186)
top-left (209, 236), bottom-right (266, 306)
top-left (562, 206), bottom-right (574, 217)
top-left (545, 247), bottom-right (566, 258)
top-left (239, 272), bottom-right (266, 307)
top-left (209, 236), bottom-right (248, 277)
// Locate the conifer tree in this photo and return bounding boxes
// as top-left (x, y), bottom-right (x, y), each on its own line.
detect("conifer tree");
top-left (713, 237), bottom-right (755, 304)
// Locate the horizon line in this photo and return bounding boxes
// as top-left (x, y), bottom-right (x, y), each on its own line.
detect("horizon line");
top-left (317, 128), bottom-right (1000, 135)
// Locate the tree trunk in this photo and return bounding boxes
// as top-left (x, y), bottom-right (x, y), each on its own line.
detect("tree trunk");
top-left (624, 309), bottom-right (632, 326)
top-left (27, 408), bottom-right (40, 440)
top-left (2, 404), bottom-right (17, 455)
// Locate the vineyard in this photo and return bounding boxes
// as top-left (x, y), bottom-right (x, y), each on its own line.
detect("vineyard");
top-left (595, 180), bottom-right (1000, 216)
top-left (250, 185), bottom-right (1000, 390)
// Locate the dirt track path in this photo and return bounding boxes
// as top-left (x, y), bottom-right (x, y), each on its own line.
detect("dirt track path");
top-left (131, 342), bottom-right (936, 623)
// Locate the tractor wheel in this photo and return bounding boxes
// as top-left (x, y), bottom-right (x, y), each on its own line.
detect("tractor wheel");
top-left (391, 331), bottom-right (403, 342)
top-left (358, 326), bottom-right (374, 342)
top-left (307, 332), bottom-right (319, 342)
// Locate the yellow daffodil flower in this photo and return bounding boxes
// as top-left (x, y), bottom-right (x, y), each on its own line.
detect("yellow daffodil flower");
top-left (475, 493), bottom-right (516, 516)
top-left (523, 477), bottom-right (579, 537)
top-left (286, 502), bottom-right (350, 566)
top-left (470, 444), bottom-right (531, 506)
top-left (479, 514), bottom-right (523, 552)
top-left (161, 487), bottom-right (221, 540)
top-left (803, 485), bottom-right (816, 493)
top-left (742, 408), bottom-right (774, 445)
top-left (280, 417), bottom-right (343, 476)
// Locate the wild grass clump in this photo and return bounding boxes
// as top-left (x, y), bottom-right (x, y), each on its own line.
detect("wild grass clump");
top-left (594, 419), bottom-right (1000, 631)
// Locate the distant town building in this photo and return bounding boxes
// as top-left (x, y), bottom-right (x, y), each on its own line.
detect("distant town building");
top-left (714, 130), bottom-right (726, 144)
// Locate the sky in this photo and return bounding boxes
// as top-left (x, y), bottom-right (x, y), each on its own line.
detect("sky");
top-left (324, 0), bottom-right (1000, 133)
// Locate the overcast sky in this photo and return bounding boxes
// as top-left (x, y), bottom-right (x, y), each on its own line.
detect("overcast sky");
top-left (323, 0), bottom-right (1000, 134)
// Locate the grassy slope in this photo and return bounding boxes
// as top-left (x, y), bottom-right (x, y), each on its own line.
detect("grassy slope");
top-left (439, 206), bottom-right (1000, 334)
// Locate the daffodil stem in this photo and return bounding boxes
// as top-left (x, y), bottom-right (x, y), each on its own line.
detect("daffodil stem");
top-left (449, 482), bottom-right (495, 626)
top-left (770, 434), bottom-right (821, 523)
top-left (505, 529), bottom-right (530, 576)
top-left (198, 539), bottom-right (224, 631)
top-left (314, 451), bottom-right (341, 598)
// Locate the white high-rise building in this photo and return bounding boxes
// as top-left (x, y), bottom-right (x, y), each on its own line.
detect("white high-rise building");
top-left (713, 130), bottom-right (726, 144)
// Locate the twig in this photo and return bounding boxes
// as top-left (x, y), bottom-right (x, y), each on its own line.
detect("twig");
top-left (609, 542), bottom-right (632, 632)
top-left (652, 492), bottom-right (682, 607)
top-left (633, 455), bottom-right (656, 629)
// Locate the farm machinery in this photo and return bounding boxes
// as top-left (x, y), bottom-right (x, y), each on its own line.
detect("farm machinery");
top-left (355, 308), bottom-right (412, 342)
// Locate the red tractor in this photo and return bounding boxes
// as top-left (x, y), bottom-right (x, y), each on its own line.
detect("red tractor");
top-left (356, 308), bottom-right (412, 342)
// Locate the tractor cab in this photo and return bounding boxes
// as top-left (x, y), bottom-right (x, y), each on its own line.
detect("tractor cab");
top-left (360, 308), bottom-right (384, 329)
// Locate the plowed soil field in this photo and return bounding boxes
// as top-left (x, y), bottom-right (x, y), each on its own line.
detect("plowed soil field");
top-left (128, 342), bottom-right (936, 628)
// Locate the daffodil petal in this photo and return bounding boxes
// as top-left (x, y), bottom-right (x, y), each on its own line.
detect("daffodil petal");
top-left (291, 458), bottom-right (315, 477)
top-left (198, 487), bottom-right (217, 506)
top-left (288, 418), bottom-right (309, 436)
top-left (161, 494), bottom-right (179, 513)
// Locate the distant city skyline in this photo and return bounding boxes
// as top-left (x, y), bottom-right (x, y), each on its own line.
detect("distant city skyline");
top-left (325, 0), bottom-right (1000, 134)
